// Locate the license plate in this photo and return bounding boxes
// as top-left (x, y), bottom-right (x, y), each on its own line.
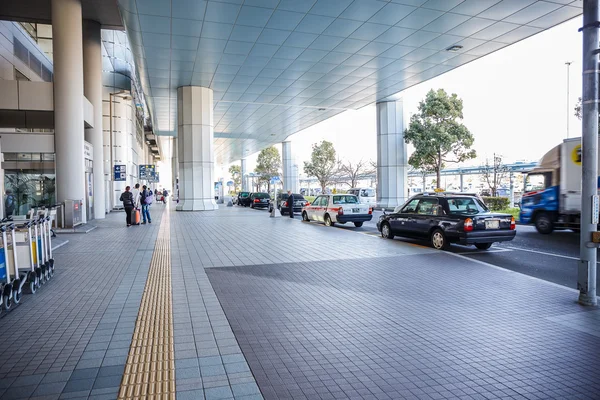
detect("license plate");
top-left (352, 208), bottom-right (360, 213)
top-left (485, 219), bottom-right (500, 229)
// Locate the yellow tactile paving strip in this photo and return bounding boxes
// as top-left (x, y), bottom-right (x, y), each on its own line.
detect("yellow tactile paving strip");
top-left (118, 212), bottom-right (175, 400)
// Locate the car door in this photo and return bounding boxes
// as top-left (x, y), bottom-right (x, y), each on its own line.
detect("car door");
top-left (315, 196), bottom-right (328, 222)
top-left (412, 197), bottom-right (440, 238)
top-left (308, 196), bottom-right (323, 220)
top-left (388, 198), bottom-right (420, 235)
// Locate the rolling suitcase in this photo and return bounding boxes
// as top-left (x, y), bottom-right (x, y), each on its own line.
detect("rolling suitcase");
top-left (133, 208), bottom-right (140, 225)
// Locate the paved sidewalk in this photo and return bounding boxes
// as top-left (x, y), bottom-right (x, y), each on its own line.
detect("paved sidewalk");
top-left (0, 205), bottom-right (599, 400)
top-left (0, 207), bottom-right (165, 400)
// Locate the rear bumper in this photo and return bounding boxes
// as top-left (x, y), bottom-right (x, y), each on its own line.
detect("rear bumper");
top-left (457, 230), bottom-right (516, 245)
top-left (252, 203), bottom-right (270, 208)
top-left (336, 214), bottom-right (373, 223)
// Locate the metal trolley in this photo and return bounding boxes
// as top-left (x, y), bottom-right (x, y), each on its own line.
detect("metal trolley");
top-left (12, 221), bottom-right (40, 293)
top-left (1, 222), bottom-right (37, 312)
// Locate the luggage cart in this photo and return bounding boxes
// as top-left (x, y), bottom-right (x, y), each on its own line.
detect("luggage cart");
top-left (30, 218), bottom-right (47, 285)
top-left (35, 211), bottom-right (55, 277)
top-left (2, 222), bottom-right (35, 311)
top-left (9, 221), bottom-right (40, 295)
top-left (0, 224), bottom-right (20, 312)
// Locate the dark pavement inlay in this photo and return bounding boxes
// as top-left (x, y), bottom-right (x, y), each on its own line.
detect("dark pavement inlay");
top-left (206, 254), bottom-right (600, 400)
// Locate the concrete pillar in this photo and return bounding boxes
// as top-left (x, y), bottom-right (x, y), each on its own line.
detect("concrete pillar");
top-left (83, 20), bottom-right (105, 219)
top-left (171, 137), bottom-right (178, 194)
top-left (376, 100), bottom-right (407, 209)
top-left (241, 158), bottom-right (247, 191)
top-left (459, 173), bottom-right (464, 192)
top-left (578, 0), bottom-right (599, 306)
top-left (176, 86), bottom-right (217, 211)
top-left (52, 0), bottom-right (86, 222)
top-left (282, 141), bottom-right (299, 193)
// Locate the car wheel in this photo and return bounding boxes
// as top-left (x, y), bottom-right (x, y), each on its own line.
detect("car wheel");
top-left (324, 214), bottom-right (335, 227)
top-left (474, 243), bottom-right (493, 250)
top-left (535, 212), bottom-right (554, 234)
top-left (381, 223), bottom-right (394, 239)
top-left (302, 212), bottom-right (310, 222)
top-left (430, 228), bottom-right (450, 250)
top-left (354, 222), bottom-right (363, 228)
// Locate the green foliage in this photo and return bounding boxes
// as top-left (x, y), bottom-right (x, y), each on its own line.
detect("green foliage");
top-left (228, 164), bottom-right (241, 192)
top-left (482, 196), bottom-right (510, 211)
top-left (303, 140), bottom-right (338, 191)
top-left (404, 89), bottom-right (476, 188)
top-left (496, 208), bottom-right (520, 220)
top-left (255, 146), bottom-right (281, 189)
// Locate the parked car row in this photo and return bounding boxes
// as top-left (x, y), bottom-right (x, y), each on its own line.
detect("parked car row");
top-left (235, 190), bottom-right (517, 252)
top-left (236, 192), bottom-right (271, 208)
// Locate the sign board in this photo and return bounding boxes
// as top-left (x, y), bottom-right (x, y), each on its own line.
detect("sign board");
top-left (139, 164), bottom-right (156, 180)
top-left (226, 180), bottom-right (234, 187)
top-left (270, 176), bottom-right (280, 185)
top-left (84, 141), bottom-right (93, 160)
top-left (114, 165), bottom-right (126, 181)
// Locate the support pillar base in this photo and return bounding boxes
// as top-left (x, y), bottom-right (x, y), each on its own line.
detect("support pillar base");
top-left (176, 199), bottom-right (218, 211)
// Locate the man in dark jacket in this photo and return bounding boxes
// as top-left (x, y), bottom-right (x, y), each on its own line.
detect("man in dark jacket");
top-left (120, 186), bottom-right (135, 227)
top-left (286, 190), bottom-right (294, 218)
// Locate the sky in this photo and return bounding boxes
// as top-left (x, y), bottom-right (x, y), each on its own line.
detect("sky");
top-left (227, 16), bottom-right (584, 179)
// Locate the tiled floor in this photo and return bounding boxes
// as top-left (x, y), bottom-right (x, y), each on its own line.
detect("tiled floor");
top-left (1, 205), bottom-right (599, 399)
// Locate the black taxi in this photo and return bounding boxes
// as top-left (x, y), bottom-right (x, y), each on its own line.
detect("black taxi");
top-left (376, 193), bottom-right (516, 250)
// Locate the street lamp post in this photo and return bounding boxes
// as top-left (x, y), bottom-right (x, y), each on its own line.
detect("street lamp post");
top-left (565, 61), bottom-right (573, 138)
top-left (108, 90), bottom-right (131, 211)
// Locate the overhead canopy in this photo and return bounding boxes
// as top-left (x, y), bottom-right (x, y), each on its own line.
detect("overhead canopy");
top-left (2, 1), bottom-right (583, 164)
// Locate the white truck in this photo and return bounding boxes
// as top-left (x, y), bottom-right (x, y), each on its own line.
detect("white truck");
top-left (519, 137), bottom-right (593, 234)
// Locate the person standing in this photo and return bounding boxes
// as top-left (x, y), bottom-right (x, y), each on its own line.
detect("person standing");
top-left (162, 189), bottom-right (168, 204)
top-left (5, 189), bottom-right (16, 218)
top-left (119, 186), bottom-right (135, 227)
top-left (140, 185), bottom-right (153, 224)
top-left (286, 190), bottom-right (294, 219)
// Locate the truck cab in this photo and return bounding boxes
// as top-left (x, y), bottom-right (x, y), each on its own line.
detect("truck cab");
top-left (520, 138), bottom-right (583, 234)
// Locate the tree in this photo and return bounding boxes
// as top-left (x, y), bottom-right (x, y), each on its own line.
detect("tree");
top-left (229, 164), bottom-right (241, 192)
top-left (304, 140), bottom-right (338, 192)
top-left (338, 159), bottom-right (376, 188)
top-left (404, 89), bottom-right (476, 189)
top-left (254, 146), bottom-right (281, 192)
top-left (482, 153), bottom-right (508, 197)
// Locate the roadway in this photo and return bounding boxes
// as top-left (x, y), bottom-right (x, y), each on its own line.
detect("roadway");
top-left (250, 204), bottom-right (599, 290)
top-left (256, 205), bottom-right (598, 291)
top-left (348, 211), bottom-right (600, 291)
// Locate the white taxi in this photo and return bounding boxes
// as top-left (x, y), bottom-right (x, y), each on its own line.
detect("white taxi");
top-left (301, 194), bottom-right (373, 227)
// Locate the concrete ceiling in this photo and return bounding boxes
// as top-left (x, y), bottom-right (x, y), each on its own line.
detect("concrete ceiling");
top-left (4, 0), bottom-right (583, 165)
top-left (0, 0), bottom-right (124, 29)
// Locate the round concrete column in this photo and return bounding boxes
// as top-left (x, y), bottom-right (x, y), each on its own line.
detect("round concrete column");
top-left (176, 86), bottom-right (217, 211)
top-left (171, 137), bottom-right (178, 195)
top-left (52, 0), bottom-right (86, 221)
top-left (240, 158), bottom-right (247, 191)
top-left (376, 100), bottom-right (408, 209)
top-left (83, 19), bottom-right (105, 219)
top-left (282, 141), bottom-right (299, 193)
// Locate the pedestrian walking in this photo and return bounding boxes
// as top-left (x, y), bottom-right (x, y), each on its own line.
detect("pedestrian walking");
top-left (119, 186), bottom-right (135, 227)
top-left (140, 185), bottom-right (153, 224)
top-left (162, 189), bottom-right (168, 204)
top-left (5, 189), bottom-right (15, 218)
top-left (286, 190), bottom-right (294, 218)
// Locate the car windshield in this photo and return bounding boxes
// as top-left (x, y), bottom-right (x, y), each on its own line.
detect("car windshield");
top-left (525, 173), bottom-right (547, 191)
top-left (254, 193), bottom-right (269, 199)
top-left (332, 195), bottom-right (359, 204)
top-left (446, 197), bottom-right (489, 215)
top-left (360, 189), bottom-right (375, 197)
top-left (239, 192), bottom-right (249, 197)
